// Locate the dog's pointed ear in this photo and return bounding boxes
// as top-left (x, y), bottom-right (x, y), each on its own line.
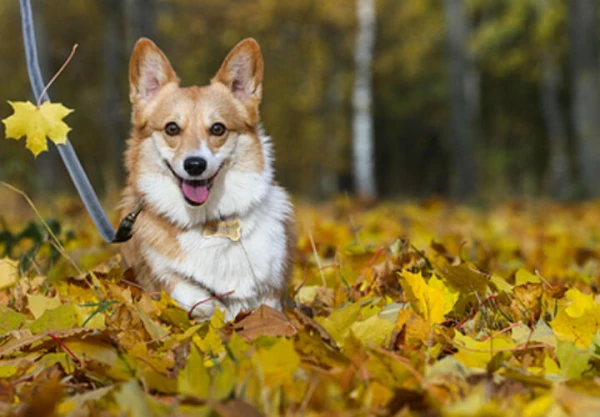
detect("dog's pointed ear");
top-left (212, 38), bottom-right (263, 107)
top-left (129, 38), bottom-right (179, 105)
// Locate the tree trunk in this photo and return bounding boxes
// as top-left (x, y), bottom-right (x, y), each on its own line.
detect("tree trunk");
top-left (443, 0), bottom-right (478, 197)
top-left (319, 70), bottom-right (344, 197)
top-left (540, 50), bottom-right (571, 198)
top-left (101, 0), bottom-right (125, 194)
top-left (537, 0), bottom-right (571, 199)
top-left (125, 0), bottom-right (157, 48)
top-left (352, 0), bottom-right (376, 199)
top-left (569, 0), bottom-right (600, 197)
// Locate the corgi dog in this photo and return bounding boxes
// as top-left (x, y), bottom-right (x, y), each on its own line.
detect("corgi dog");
top-left (120, 38), bottom-right (294, 321)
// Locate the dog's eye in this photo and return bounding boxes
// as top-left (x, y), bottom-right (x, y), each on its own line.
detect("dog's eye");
top-left (209, 123), bottom-right (226, 137)
top-left (164, 122), bottom-right (181, 136)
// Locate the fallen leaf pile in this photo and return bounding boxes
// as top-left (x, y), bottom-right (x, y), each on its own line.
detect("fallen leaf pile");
top-left (2, 197), bottom-right (600, 416)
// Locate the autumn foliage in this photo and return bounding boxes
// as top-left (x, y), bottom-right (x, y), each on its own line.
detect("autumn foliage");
top-left (1, 196), bottom-right (600, 416)
top-left (2, 101), bottom-right (72, 157)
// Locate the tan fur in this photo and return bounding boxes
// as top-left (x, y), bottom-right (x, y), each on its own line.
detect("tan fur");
top-left (120, 38), bottom-right (292, 315)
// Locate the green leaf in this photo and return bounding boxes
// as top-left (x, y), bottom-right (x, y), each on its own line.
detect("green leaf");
top-left (556, 340), bottom-right (593, 379)
top-left (0, 308), bottom-right (27, 334)
top-left (317, 302), bottom-right (361, 346)
top-left (28, 303), bottom-right (78, 334)
top-left (135, 304), bottom-right (169, 341)
top-left (113, 380), bottom-right (152, 417)
top-left (178, 344), bottom-right (210, 397)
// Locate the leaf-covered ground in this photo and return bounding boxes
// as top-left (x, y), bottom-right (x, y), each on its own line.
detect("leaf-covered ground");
top-left (2, 194), bottom-right (600, 416)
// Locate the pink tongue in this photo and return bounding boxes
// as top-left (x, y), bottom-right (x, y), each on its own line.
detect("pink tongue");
top-left (182, 181), bottom-right (210, 204)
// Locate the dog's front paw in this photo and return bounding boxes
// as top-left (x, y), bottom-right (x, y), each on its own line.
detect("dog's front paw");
top-left (170, 281), bottom-right (216, 320)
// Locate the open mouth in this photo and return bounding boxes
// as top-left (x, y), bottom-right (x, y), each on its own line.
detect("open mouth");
top-left (166, 162), bottom-right (222, 206)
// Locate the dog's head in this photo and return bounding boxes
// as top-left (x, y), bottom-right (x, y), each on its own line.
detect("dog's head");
top-left (128, 38), bottom-right (273, 227)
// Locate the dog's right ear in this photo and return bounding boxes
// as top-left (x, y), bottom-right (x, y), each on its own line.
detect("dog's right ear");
top-left (129, 38), bottom-right (179, 106)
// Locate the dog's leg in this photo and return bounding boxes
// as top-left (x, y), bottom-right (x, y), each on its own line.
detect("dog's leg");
top-left (220, 297), bottom-right (282, 322)
top-left (168, 278), bottom-right (216, 320)
top-left (262, 296), bottom-right (284, 312)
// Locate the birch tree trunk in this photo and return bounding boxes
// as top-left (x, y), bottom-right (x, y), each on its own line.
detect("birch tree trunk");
top-left (537, 0), bottom-right (570, 199)
top-left (569, 0), bottom-right (600, 197)
top-left (443, 0), bottom-right (477, 197)
top-left (352, 0), bottom-right (376, 199)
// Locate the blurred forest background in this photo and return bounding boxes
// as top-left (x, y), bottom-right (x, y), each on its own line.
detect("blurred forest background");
top-left (1, 0), bottom-right (599, 202)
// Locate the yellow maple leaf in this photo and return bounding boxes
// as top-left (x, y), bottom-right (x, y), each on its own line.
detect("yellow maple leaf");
top-left (0, 258), bottom-right (19, 290)
top-left (317, 302), bottom-right (361, 346)
top-left (453, 332), bottom-right (515, 369)
top-left (177, 345), bottom-right (210, 397)
top-left (514, 268), bottom-right (541, 286)
top-left (564, 288), bottom-right (595, 318)
top-left (350, 313), bottom-right (396, 346)
top-left (193, 308), bottom-right (227, 363)
top-left (551, 302), bottom-right (600, 349)
top-left (395, 309), bottom-right (433, 348)
top-left (26, 293), bottom-right (62, 320)
top-left (193, 327), bottom-right (224, 359)
top-left (522, 394), bottom-right (559, 417)
top-left (255, 338), bottom-right (300, 388)
top-left (3, 100), bottom-right (72, 156)
top-left (399, 271), bottom-right (458, 324)
top-left (135, 304), bottom-right (169, 341)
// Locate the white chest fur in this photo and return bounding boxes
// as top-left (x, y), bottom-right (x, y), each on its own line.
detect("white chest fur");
top-left (143, 184), bottom-right (291, 320)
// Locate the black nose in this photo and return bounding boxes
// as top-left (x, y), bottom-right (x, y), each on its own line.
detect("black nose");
top-left (183, 157), bottom-right (207, 176)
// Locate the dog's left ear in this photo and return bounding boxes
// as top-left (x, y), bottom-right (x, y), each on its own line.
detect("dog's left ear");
top-left (213, 38), bottom-right (264, 108)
